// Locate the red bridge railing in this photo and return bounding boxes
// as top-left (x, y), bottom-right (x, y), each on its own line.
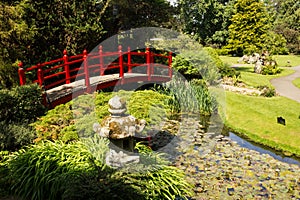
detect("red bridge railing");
top-left (18, 45), bottom-right (173, 92)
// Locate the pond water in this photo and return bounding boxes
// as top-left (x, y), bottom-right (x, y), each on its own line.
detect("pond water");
top-left (226, 132), bottom-right (300, 166)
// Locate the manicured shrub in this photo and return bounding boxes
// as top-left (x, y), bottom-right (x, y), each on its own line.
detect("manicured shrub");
top-left (32, 103), bottom-right (74, 142)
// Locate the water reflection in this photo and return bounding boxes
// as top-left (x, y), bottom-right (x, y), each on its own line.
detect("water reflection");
top-left (227, 132), bottom-right (300, 166)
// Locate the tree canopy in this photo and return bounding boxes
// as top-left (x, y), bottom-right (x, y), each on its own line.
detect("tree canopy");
top-left (225, 0), bottom-right (287, 55)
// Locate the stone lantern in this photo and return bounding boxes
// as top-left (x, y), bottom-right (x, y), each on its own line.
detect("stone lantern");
top-left (93, 95), bottom-right (146, 152)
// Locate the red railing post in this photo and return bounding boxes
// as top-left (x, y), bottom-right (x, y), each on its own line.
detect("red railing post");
top-left (63, 50), bottom-right (70, 84)
top-left (99, 45), bottom-right (104, 76)
top-left (83, 49), bottom-right (91, 93)
top-left (127, 47), bottom-right (132, 73)
top-left (168, 51), bottom-right (172, 78)
top-left (119, 45), bottom-right (124, 78)
top-left (146, 47), bottom-right (151, 81)
top-left (18, 62), bottom-right (26, 85)
top-left (37, 63), bottom-right (44, 87)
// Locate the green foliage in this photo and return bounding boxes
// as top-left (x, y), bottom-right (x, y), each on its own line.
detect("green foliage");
top-left (0, 2), bottom-right (36, 63)
top-left (179, 0), bottom-right (232, 46)
top-left (273, 0), bottom-right (300, 54)
top-left (116, 143), bottom-right (194, 200)
top-left (0, 84), bottom-right (44, 151)
top-left (0, 121), bottom-right (35, 151)
top-left (3, 135), bottom-right (193, 200)
top-left (0, 84), bottom-right (45, 123)
top-left (6, 141), bottom-right (97, 200)
top-left (33, 103), bottom-right (74, 142)
top-left (261, 57), bottom-right (282, 75)
top-left (265, 31), bottom-right (289, 55)
top-left (257, 85), bottom-right (276, 97)
top-left (157, 77), bottom-right (218, 115)
top-left (34, 90), bottom-right (174, 142)
top-left (0, 59), bottom-right (19, 89)
top-left (226, 0), bottom-right (275, 55)
top-left (204, 47), bottom-right (240, 78)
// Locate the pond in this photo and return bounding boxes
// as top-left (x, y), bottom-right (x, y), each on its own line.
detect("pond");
top-left (224, 131), bottom-right (300, 166)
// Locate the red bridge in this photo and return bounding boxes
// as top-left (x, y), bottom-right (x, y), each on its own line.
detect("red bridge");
top-left (18, 45), bottom-right (173, 108)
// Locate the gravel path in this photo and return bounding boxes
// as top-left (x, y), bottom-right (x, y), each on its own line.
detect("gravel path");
top-left (270, 66), bottom-right (300, 103)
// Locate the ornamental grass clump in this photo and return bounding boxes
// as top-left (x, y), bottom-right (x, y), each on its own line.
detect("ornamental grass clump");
top-left (7, 140), bottom-right (97, 200)
top-left (3, 136), bottom-right (193, 200)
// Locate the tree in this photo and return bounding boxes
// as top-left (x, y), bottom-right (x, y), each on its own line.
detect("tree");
top-left (226, 0), bottom-right (278, 55)
top-left (101, 0), bottom-right (175, 40)
top-left (178, 0), bottom-right (232, 46)
top-left (18, 0), bottom-right (109, 65)
top-left (273, 0), bottom-right (300, 54)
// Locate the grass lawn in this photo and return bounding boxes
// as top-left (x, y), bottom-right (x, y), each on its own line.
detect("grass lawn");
top-left (292, 77), bottom-right (300, 89)
top-left (236, 66), bottom-right (295, 88)
top-left (272, 55), bottom-right (300, 67)
top-left (223, 91), bottom-right (300, 156)
top-left (220, 55), bottom-right (300, 67)
top-left (220, 55), bottom-right (295, 88)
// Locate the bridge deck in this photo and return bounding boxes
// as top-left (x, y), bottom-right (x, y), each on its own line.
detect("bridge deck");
top-left (44, 73), bottom-right (170, 107)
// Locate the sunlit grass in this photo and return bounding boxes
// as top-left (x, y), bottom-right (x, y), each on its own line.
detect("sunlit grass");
top-left (223, 91), bottom-right (300, 156)
top-left (236, 67), bottom-right (295, 88)
top-left (292, 78), bottom-right (300, 89)
top-left (272, 55), bottom-right (300, 67)
top-left (220, 55), bottom-right (300, 67)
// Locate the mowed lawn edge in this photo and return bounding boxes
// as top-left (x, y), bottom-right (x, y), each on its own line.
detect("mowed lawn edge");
top-left (292, 78), bottom-right (300, 89)
top-left (221, 91), bottom-right (300, 157)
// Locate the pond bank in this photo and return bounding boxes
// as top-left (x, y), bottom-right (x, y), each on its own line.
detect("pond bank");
top-left (171, 116), bottom-right (300, 199)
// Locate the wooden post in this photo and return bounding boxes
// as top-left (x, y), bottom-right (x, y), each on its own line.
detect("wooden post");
top-left (18, 62), bottom-right (26, 85)
top-left (146, 47), bottom-right (151, 81)
top-left (37, 63), bottom-right (44, 87)
top-left (63, 50), bottom-right (70, 84)
top-left (127, 47), bottom-right (132, 73)
top-left (168, 51), bottom-right (172, 78)
top-left (99, 45), bottom-right (104, 76)
top-left (119, 45), bottom-right (124, 78)
top-left (83, 50), bottom-right (91, 93)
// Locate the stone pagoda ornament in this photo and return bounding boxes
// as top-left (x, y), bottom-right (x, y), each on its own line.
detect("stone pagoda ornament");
top-left (93, 95), bottom-right (146, 152)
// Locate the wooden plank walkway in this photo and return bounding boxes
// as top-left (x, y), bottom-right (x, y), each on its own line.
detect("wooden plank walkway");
top-left (44, 73), bottom-right (170, 107)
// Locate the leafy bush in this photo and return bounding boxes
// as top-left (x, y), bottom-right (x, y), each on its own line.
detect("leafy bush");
top-left (0, 121), bottom-right (35, 151)
top-left (0, 84), bottom-right (46, 123)
top-left (34, 90), bottom-right (174, 142)
top-left (257, 85), bottom-right (276, 97)
top-left (204, 47), bottom-right (240, 78)
top-left (172, 50), bottom-right (221, 84)
top-left (261, 64), bottom-right (281, 75)
top-left (0, 59), bottom-right (19, 89)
